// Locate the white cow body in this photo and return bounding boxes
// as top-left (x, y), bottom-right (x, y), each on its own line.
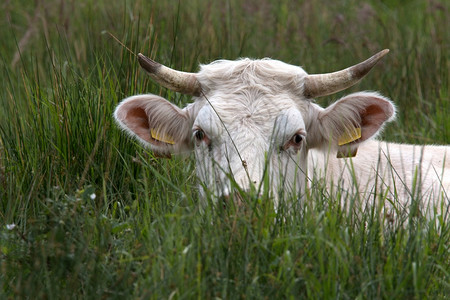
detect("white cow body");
top-left (309, 141), bottom-right (450, 217)
top-left (114, 51), bottom-right (449, 219)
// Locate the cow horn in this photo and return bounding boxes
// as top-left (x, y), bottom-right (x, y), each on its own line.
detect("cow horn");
top-left (302, 49), bottom-right (389, 98)
top-left (137, 53), bottom-right (202, 96)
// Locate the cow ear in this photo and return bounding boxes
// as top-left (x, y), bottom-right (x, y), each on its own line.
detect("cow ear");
top-left (309, 92), bottom-right (395, 156)
top-left (114, 94), bottom-right (193, 158)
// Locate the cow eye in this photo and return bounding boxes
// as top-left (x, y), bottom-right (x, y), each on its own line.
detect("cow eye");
top-left (292, 134), bottom-right (303, 145)
top-left (193, 129), bottom-right (211, 147)
top-left (195, 129), bottom-right (205, 141)
top-left (194, 129), bottom-right (212, 146)
top-left (281, 132), bottom-right (305, 151)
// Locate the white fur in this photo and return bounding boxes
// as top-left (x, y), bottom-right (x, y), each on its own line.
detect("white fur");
top-left (114, 58), bottom-right (449, 218)
top-left (309, 141), bottom-right (450, 218)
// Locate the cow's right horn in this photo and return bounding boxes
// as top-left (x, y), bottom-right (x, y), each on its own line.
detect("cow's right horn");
top-left (302, 49), bottom-right (389, 98)
top-left (138, 53), bottom-right (202, 96)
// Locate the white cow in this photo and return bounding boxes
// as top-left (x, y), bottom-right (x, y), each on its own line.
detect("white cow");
top-left (114, 50), bottom-right (449, 219)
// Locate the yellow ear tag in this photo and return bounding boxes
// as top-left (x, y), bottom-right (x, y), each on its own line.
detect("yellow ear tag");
top-left (150, 128), bottom-right (175, 145)
top-left (338, 127), bottom-right (361, 146)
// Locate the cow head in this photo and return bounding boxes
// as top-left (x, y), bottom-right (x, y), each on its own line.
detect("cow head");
top-left (114, 50), bottom-right (395, 205)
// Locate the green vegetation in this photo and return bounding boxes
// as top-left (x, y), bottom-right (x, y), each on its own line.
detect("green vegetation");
top-left (1, 0), bottom-right (448, 298)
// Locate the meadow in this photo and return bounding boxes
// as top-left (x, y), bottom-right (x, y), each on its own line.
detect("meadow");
top-left (0, 0), bottom-right (449, 298)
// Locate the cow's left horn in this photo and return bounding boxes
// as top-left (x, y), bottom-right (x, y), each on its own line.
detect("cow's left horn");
top-left (302, 49), bottom-right (389, 98)
top-left (137, 53), bottom-right (202, 96)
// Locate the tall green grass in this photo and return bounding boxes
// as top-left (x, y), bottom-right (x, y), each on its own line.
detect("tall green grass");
top-left (1, 0), bottom-right (449, 298)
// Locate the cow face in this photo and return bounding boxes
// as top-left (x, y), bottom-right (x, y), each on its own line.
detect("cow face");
top-left (114, 51), bottom-right (395, 204)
